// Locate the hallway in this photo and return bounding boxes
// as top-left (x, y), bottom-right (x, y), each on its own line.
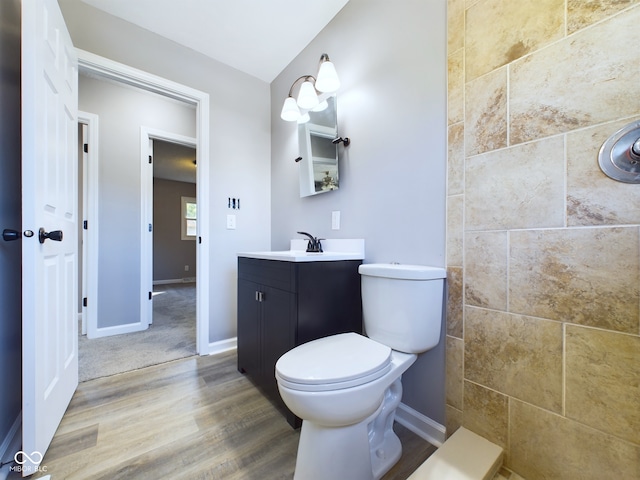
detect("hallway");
top-left (78, 283), bottom-right (196, 382)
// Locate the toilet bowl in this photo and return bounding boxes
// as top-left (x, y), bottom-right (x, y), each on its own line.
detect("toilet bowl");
top-left (276, 333), bottom-right (417, 479)
top-left (275, 263), bottom-right (446, 480)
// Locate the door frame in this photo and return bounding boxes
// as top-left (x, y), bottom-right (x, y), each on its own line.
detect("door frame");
top-left (141, 128), bottom-right (197, 328)
top-left (77, 49), bottom-right (210, 355)
top-left (78, 111), bottom-right (99, 338)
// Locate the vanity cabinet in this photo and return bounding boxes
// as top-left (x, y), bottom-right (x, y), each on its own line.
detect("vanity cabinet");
top-left (237, 256), bottom-right (363, 427)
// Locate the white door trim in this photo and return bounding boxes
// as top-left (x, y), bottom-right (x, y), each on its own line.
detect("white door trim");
top-left (78, 111), bottom-right (99, 339)
top-left (77, 49), bottom-right (211, 355)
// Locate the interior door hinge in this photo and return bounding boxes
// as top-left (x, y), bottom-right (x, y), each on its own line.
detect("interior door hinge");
top-left (83, 220), bottom-right (88, 230)
top-left (148, 155), bottom-right (152, 164)
top-left (83, 297), bottom-right (88, 307)
top-left (149, 291), bottom-right (152, 300)
top-left (84, 143), bottom-right (88, 153)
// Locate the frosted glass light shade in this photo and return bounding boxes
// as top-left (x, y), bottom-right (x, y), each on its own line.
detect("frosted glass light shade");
top-left (281, 96), bottom-right (300, 121)
top-left (315, 60), bottom-right (340, 93)
top-left (312, 99), bottom-right (328, 112)
top-left (297, 113), bottom-right (310, 124)
top-left (297, 80), bottom-right (319, 110)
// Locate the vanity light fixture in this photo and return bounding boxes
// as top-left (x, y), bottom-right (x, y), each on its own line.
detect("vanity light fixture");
top-left (280, 53), bottom-right (341, 123)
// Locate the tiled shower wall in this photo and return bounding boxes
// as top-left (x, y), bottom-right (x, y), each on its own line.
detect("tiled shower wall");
top-left (445, 0), bottom-right (640, 478)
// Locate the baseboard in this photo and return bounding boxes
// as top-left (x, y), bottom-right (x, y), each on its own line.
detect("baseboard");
top-left (205, 337), bottom-right (237, 356)
top-left (0, 413), bottom-right (21, 480)
top-left (89, 322), bottom-right (148, 339)
top-left (395, 402), bottom-right (446, 448)
top-left (153, 278), bottom-right (196, 285)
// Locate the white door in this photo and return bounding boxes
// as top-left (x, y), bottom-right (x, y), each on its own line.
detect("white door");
top-left (21, 0), bottom-right (78, 474)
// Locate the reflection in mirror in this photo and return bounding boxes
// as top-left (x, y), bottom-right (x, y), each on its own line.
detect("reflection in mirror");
top-left (298, 95), bottom-right (338, 197)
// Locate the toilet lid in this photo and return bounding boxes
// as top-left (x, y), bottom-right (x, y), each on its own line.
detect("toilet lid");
top-left (275, 332), bottom-right (391, 390)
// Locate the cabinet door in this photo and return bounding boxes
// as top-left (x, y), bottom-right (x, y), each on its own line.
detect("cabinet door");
top-left (260, 285), bottom-right (296, 395)
top-left (237, 278), bottom-right (261, 376)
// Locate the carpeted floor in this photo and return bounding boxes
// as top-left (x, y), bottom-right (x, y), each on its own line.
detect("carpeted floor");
top-left (78, 283), bottom-right (197, 382)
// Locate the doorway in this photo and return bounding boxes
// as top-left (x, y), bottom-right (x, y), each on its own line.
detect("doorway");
top-left (77, 50), bottom-right (211, 358)
top-left (78, 127), bottom-right (201, 382)
top-left (150, 137), bottom-right (198, 359)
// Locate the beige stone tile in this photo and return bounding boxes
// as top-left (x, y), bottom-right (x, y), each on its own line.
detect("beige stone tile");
top-left (465, 137), bottom-right (565, 231)
top-left (509, 227), bottom-right (640, 333)
top-left (447, 122), bottom-right (464, 195)
top-left (446, 267), bottom-right (463, 339)
top-left (510, 7), bottom-right (640, 144)
top-left (463, 381), bottom-right (508, 449)
top-left (465, 67), bottom-right (507, 157)
top-left (567, 116), bottom-right (640, 226)
top-left (447, 0), bottom-right (464, 54)
top-left (464, 307), bottom-right (563, 412)
top-left (508, 399), bottom-right (640, 479)
top-left (447, 194), bottom-right (464, 266)
top-left (568, 0), bottom-right (640, 34)
top-left (446, 336), bottom-right (464, 410)
top-left (465, 231), bottom-right (507, 310)
top-left (445, 405), bottom-right (462, 440)
top-left (448, 50), bottom-right (464, 126)
top-left (494, 469), bottom-right (525, 480)
top-left (565, 325), bottom-right (640, 445)
top-left (465, 0), bottom-right (564, 81)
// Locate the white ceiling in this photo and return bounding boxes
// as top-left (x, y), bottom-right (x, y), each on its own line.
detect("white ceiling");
top-left (81, 0), bottom-right (350, 83)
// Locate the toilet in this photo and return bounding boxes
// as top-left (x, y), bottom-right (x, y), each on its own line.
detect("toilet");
top-left (275, 263), bottom-right (446, 480)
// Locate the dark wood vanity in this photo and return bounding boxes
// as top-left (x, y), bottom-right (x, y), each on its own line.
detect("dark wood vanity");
top-left (237, 256), bottom-right (363, 427)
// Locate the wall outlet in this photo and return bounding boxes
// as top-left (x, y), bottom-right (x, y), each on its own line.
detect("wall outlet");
top-left (332, 211), bottom-right (341, 230)
top-left (184, 265), bottom-right (189, 271)
top-left (226, 214), bottom-right (236, 230)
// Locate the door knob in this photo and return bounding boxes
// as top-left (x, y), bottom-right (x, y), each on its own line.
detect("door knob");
top-left (38, 228), bottom-right (63, 244)
top-left (2, 229), bottom-right (20, 241)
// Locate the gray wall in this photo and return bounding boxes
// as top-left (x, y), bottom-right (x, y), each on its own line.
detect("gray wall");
top-left (79, 74), bottom-right (196, 329)
top-left (153, 178), bottom-right (197, 282)
top-left (59, 0), bottom-right (271, 341)
top-left (0, 0), bottom-right (22, 460)
top-left (270, 0), bottom-right (447, 422)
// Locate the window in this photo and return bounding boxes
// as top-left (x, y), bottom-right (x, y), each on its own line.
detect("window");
top-left (181, 196), bottom-right (197, 240)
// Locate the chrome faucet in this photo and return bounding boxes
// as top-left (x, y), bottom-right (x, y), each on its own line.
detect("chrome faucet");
top-left (297, 231), bottom-right (323, 253)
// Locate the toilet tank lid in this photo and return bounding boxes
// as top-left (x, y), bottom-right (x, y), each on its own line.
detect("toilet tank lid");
top-left (359, 263), bottom-right (447, 280)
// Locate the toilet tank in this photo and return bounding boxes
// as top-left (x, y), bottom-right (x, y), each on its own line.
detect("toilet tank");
top-left (359, 264), bottom-right (446, 354)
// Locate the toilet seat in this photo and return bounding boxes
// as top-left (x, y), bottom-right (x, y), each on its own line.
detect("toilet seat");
top-left (276, 332), bottom-right (392, 392)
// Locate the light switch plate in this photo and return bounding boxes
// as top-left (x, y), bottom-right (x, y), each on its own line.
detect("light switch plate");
top-left (332, 211), bottom-right (340, 230)
top-left (226, 214), bottom-right (236, 229)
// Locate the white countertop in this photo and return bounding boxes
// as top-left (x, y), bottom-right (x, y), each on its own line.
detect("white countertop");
top-left (238, 239), bottom-right (365, 262)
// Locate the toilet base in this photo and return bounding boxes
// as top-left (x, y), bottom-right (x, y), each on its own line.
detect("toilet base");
top-left (294, 418), bottom-right (373, 480)
top-left (369, 378), bottom-right (404, 479)
top-left (293, 378), bottom-right (406, 480)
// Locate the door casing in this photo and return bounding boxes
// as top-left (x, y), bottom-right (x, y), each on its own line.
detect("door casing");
top-left (77, 49), bottom-right (211, 354)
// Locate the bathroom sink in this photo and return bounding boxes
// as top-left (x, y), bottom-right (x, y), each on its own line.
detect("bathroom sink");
top-left (238, 239), bottom-right (365, 262)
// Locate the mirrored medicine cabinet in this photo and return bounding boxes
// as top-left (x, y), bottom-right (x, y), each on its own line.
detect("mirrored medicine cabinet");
top-left (297, 95), bottom-right (339, 198)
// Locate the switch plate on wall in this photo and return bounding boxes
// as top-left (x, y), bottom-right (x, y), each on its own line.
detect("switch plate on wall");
top-left (332, 211), bottom-right (341, 230)
top-left (226, 214), bottom-right (236, 229)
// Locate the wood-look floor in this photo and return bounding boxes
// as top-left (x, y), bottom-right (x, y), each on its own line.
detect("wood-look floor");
top-left (24, 351), bottom-right (436, 480)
